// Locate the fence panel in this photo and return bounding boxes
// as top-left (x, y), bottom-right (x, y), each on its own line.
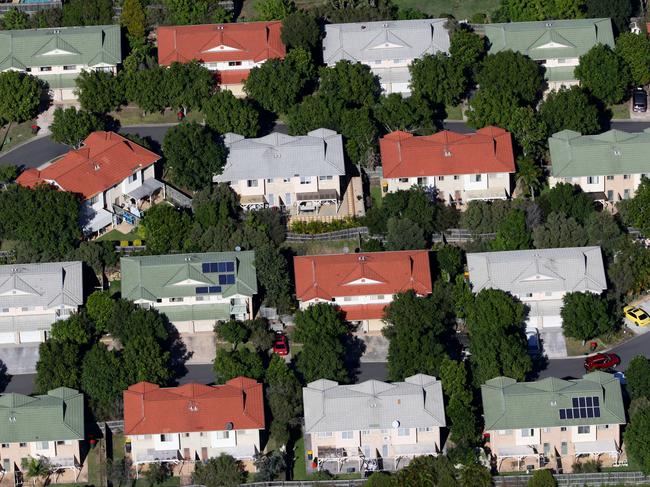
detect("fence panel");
top-left (286, 227), bottom-right (369, 242)
top-left (494, 471), bottom-right (650, 487)
top-left (165, 184), bottom-right (193, 208)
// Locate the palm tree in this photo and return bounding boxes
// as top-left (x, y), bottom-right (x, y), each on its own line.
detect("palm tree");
top-left (21, 457), bottom-right (52, 487)
top-left (515, 156), bottom-right (543, 200)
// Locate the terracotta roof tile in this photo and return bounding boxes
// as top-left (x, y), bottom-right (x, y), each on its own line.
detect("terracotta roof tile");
top-left (380, 126), bottom-right (516, 178)
top-left (123, 378), bottom-right (265, 435)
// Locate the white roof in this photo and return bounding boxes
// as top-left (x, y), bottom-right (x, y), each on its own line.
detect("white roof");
top-left (303, 374), bottom-right (445, 433)
top-left (214, 129), bottom-right (345, 182)
top-left (323, 18), bottom-right (450, 65)
top-left (574, 439), bottom-right (618, 455)
top-left (467, 247), bottom-right (607, 296)
top-left (495, 445), bottom-right (537, 458)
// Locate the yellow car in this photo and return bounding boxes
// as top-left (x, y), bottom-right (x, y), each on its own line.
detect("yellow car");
top-left (624, 306), bottom-right (650, 326)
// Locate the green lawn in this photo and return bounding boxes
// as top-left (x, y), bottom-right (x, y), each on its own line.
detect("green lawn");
top-left (292, 436), bottom-right (308, 480)
top-left (96, 227), bottom-right (142, 242)
top-left (108, 279), bottom-right (121, 297)
top-left (445, 104), bottom-right (464, 120)
top-left (609, 103), bottom-right (631, 120)
top-left (86, 442), bottom-right (103, 487)
top-left (111, 105), bottom-right (204, 126)
top-left (565, 329), bottom-right (633, 357)
top-left (284, 238), bottom-right (360, 256)
top-left (370, 186), bottom-right (383, 209)
top-left (112, 433), bottom-right (125, 462)
top-left (394, 0), bottom-right (499, 19)
top-left (0, 121), bottom-right (37, 154)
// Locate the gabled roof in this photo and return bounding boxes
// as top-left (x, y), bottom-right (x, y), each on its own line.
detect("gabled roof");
top-left (484, 18), bottom-right (614, 61)
top-left (380, 126), bottom-right (515, 178)
top-left (17, 132), bottom-right (160, 200)
top-left (550, 129), bottom-right (650, 178)
top-left (303, 374), bottom-right (445, 432)
top-left (323, 19), bottom-right (450, 64)
top-left (0, 261), bottom-right (83, 309)
top-left (214, 129), bottom-right (346, 182)
top-left (121, 251), bottom-right (258, 302)
top-left (467, 246), bottom-right (607, 296)
top-left (123, 378), bottom-right (265, 435)
top-left (0, 387), bottom-right (84, 443)
top-left (294, 250), bottom-right (432, 308)
top-left (157, 21), bottom-right (285, 67)
top-left (481, 372), bottom-right (625, 430)
top-left (0, 25), bottom-right (121, 69)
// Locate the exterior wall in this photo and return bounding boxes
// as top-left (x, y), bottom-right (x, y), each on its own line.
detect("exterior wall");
top-left (549, 173), bottom-right (645, 204)
top-left (543, 57), bottom-right (579, 68)
top-left (0, 439), bottom-right (81, 473)
top-left (0, 306), bottom-right (77, 345)
top-left (230, 175), bottom-right (343, 208)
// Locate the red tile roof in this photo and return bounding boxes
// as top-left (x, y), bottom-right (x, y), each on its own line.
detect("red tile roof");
top-left (123, 378), bottom-right (265, 435)
top-left (294, 251), bottom-right (433, 316)
top-left (16, 131), bottom-right (160, 200)
top-left (380, 126), bottom-right (515, 178)
top-left (157, 22), bottom-right (286, 67)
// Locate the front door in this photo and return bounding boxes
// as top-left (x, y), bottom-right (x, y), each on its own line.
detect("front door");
top-left (201, 447), bottom-right (208, 461)
top-left (183, 448), bottom-right (190, 461)
top-left (284, 193), bottom-right (292, 205)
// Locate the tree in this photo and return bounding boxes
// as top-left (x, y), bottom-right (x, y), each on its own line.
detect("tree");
top-left (528, 468), bottom-right (557, 487)
top-left (467, 289), bottom-right (532, 385)
top-left (75, 70), bottom-right (123, 114)
top-left (255, 0), bottom-right (295, 20)
top-left (538, 183), bottom-right (594, 224)
top-left (436, 246), bottom-right (463, 281)
top-left (106, 301), bottom-right (168, 346)
top-left (121, 0), bottom-right (146, 47)
top-left (124, 66), bottom-right (168, 114)
top-left (140, 204), bottom-right (191, 254)
top-left (466, 88), bottom-right (519, 131)
top-left (163, 122), bottom-right (227, 191)
top-left (318, 60), bottom-right (380, 108)
top-left (163, 61), bottom-right (215, 114)
top-left (108, 457), bottom-right (133, 487)
top-left (49, 107), bottom-right (105, 148)
top-left (490, 209), bottom-right (531, 251)
top-left (50, 312), bottom-right (93, 345)
top-left (477, 51), bottom-right (544, 104)
top-left (215, 320), bottom-right (251, 349)
top-left (616, 32), bottom-right (650, 87)
top-left (340, 106), bottom-right (378, 166)
top-left (618, 177), bottom-right (650, 235)
top-left (561, 291), bottom-right (613, 341)
top-left (440, 358), bottom-right (478, 445)
top-left (202, 90), bottom-right (260, 138)
top-left (163, 0), bottom-right (231, 25)
top-left (449, 28), bottom-right (486, 88)
top-left (2, 8), bottom-right (29, 30)
top-left (293, 304), bottom-right (349, 383)
top-left (585, 0), bottom-right (632, 36)
top-left (122, 335), bottom-right (171, 385)
top-left (497, 0), bottom-right (583, 22)
top-left (286, 94), bottom-right (342, 134)
top-left (373, 93), bottom-right (436, 134)
top-left (253, 450), bottom-right (286, 482)
top-left (281, 11), bottom-right (320, 52)
top-left (246, 318), bottom-right (275, 352)
top-left (509, 106), bottom-right (548, 157)
top-left (0, 71), bottom-right (41, 123)
top-left (409, 53), bottom-right (466, 106)
top-left (584, 211), bottom-right (623, 258)
top-left (539, 86), bottom-right (601, 136)
top-left (532, 212), bottom-right (588, 249)
top-left (192, 454), bottom-right (246, 487)
top-left (607, 238), bottom-right (650, 299)
top-left (516, 157), bottom-right (543, 200)
top-left (383, 290), bottom-right (452, 381)
top-left (81, 343), bottom-right (127, 419)
top-left (626, 356), bottom-right (650, 400)
top-left (21, 457), bottom-right (52, 486)
top-left (86, 291), bottom-right (115, 333)
top-left (386, 217), bottom-right (426, 251)
top-left (266, 354), bottom-right (302, 445)
top-left (62, 0), bottom-right (113, 26)
top-left (143, 463), bottom-right (171, 486)
top-left (575, 44), bottom-right (630, 105)
top-left (71, 241), bottom-right (117, 287)
top-left (255, 243), bottom-right (293, 312)
top-left (36, 340), bottom-right (82, 393)
top-left (458, 464), bottom-right (493, 487)
top-left (625, 403), bottom-right (650, 474)
top-left (392, 455), bottom-right (458, 486)
top-left (213, 348), bottom-right (265, 383)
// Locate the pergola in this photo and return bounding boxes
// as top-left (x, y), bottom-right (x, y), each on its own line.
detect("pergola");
top-left (126, 179), bottom-right (166, 208)
top-left (239, 195), bottom-right (267, 211)
top-left (496, 445), bottom-right (539, 471)
top-left (296, 190), bottom-right (339, 213)
top-left (574, 439), bottom-right (620, 461)
top-left (133, 450), bottom-right (181, 478)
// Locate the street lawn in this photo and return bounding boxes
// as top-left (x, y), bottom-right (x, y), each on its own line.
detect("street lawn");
top-left (0, 121), bottom-right (37, 154)
top-left (445, 104), bottom-right (464, 120)
top-left (110, 105), bottom-right (204, 126)
top-left (292, 436), bottom-right (307, 480)
top-left (609, 103), bottom-right (631, 120)
top-left (564, 329), bottom-right (633, 357)
top-left (284, 238), bottom-right (360, 256)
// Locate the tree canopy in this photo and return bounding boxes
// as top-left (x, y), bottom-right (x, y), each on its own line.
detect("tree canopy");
top-left (280, 11), bottom-right (321, 52)
top-left (409, 53), bottom-right (466, 106)
top-left (477, 51), bottom-right (544, 105)
top-left (496, 0), bottom-right (583, 22)
top-left (50, 107), bottom-right (106, 148)
top-left (624, 402), bottom-right (650, 475)
top-left (75, 70), bottom-right (124, 114)
top-left (626, 356), bottom-right (650, 401)
top-left (619, 177), bottom-right (650, 235)
top-left (532, 212), bottom-right (588, 249)
top-left (318, 60), bottom-right (381, 108)
top-left (0, 71), bottom-right (41, 123)
top-left (192, 454), bottom-right (246, 487)
top-left (575, 44), bottom-right (630, 105)
top-left (164, 61), bottom-right (215, 113)
top-left (255, 0), bottom-right (296, 20)
top-left (561, 291), bottom-right (614, 341)
top-left (616, 32), bottom-right (650, 87)
top-left (202, 90), bottom-right (260, 138)
top-left (585, 0), bottom-right (632, 36)
top-left (490, 209), bottom-right (531, 251)
top-left (140, 204), bottom-right (192, 254)
top-left (120, 0), bottom-right (146, 47)
top-left (538, 86), bottom-right (602, 136)
top-left (163, 0), bottom-right (231, 25)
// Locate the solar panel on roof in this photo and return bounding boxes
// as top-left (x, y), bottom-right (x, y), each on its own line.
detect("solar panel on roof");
top-left (202, 263), bottom-right (210, 273)
top-left (226, 262), bottom-right (235, 272)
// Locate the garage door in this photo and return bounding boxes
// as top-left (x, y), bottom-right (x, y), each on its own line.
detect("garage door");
top-left (540, 315), bottom-right (563, 328)
top-left (19, 330), bottom-right (42, 343)
top-left (0, 332), bottom-right (15, 344)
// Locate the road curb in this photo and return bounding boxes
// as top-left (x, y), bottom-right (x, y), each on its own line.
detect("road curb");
top-left (0, 132), bottom-right (50, 159)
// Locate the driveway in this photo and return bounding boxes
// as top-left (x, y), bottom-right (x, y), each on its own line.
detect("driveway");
top-left (0, 344), bottom-right (39, 375)
top-left (539, 329), bottom-right (568, 359)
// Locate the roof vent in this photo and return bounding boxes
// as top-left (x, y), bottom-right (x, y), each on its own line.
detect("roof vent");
top-left (225, 422), bottom-right (234, 431)
top-left (383, 23), bottom-right (389, 28)
top-left (52, 29), bottom-right (60, 34)
top-left (361, 25), bottom-right (366, 29)
top-left (358, 255), bottom-right (367, 262)
top-left (9, 416), bottom-right (16, 423)
top-left (545, 22), bottom-right (553, 27)
top-left (613, 148), bottom-right (622, 156)
top-left (443, 150), bottom-right (452, 157)
top-left (93, 164), bottom-right (101, 171)
top-left (391, 420), bottom-right (400, 429)
top-left (188, 401), bottom-right (198, 412)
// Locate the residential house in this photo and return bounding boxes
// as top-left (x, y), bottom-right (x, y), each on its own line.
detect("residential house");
top-left (466, 247), bottom-right (607, 330)
top-left (549, 129), bottom-right (650, 206)
top-left (483, 19), bottom-right (615, 92)
top-left (0, 25), bottom-right (121, 101)
top-left (120, 251), bottom-right (257, 335)
top-left (380, 126), bottom-right (515, 206)
top-left (322, 19), bottom-right (450, 95)
top-left (213, 129), bottom-right (361, 219)
top-left (0, 387), bottom-right (85, 483)
top-left (482, 372), bottom-right (625, 473)
top-left (293, 250), bottom-right (432, 332)
top-left (0, 261), bottom-right (82, 375)
top-left (303, 374), bottom-right (445, 474)
top-left (17, 131), bottom-right (163, 235)
top-left (123, 379), bottom-right (264, 473)
top-left (156, 21), bottom-right (285, 96)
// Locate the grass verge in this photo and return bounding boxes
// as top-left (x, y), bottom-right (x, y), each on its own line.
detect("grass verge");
top-left (609, 103), bottom-right (631, 120)
top-left (0, 121), bottom-right (37, 154)
top-left (111, 106), bottom-right (204, 126)
top-left (445, 104), bottom-right (464, 120)
top-left (564, 329), bottom-right (634, 357)
top-left (292, 436), bottom-right (307, 480)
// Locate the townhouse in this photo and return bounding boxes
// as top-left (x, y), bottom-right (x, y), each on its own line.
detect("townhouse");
top-left (482, 372), bottom-right (625, 473)
top-left (380, 126), bottom-right (515, 206)
top-left (483, 18), bottom-right (614, 92)
top-left (0, 24), bottom-right (121, 101)
top-left (549, 129), bottom-right (650, 206)
top-left (303, 374), bottom-right (445, 474)
top-left (322, 19), bottom-right (450, 95)
top-left (213, 129), bottom-right (362, 220)
top-left (293, 250), bottom-right (432, 332)
top-left (157, 21), bottom-right (285, 96)
top-left (17, 131), bottom-right (163, 235)
top-left (120, 251), bottom-right (257, 334)
top-left (123, 378), bottom-right (264, 473)
top-left (0, 387), bottom-right (85, 483)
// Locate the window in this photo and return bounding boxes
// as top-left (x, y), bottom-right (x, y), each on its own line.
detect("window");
top-left (160, 434), bottom-right (170, 442)
top-left (561, 442), bottom-right (568, 455)
top-left (1, 444), bottom-right (8, 448)
top-left (398, 178), bottom-right (409, 183)
top-left (542, 427), bottom-right (551, 433)
top-left (199, 432), bottom-right (205, 437)
top-left (341, 431), bottom-right (354, 439)
top-left (317, 432), bottom-right (333, 438)
top-left (361, 430), bottom-right (371, 435)
top-left (393, 59), bottom-right (404, 63)
top-left (417, 427), bottom-right (432, 432)
top-left (380, 429), bottom-right (388, 434)
top-left (246, 179), bottom-right (258, 188)
top-left (607, 190), bottom-right (614, 201)
top-left (196, 286), bottom-right (222, 294)
top-left (228, 61), bottom-right (242, 67)
top-left (283, 177), bottom-right (291, 182)
top-left (624, 189), bottom-right (631, 199)
top-left (21, 307), bottom-right (29, 312)
top-left (376, 295), bottom-right (384, 300)
top-left (40, 66), bottom-right (52, 72)
top-left (63, 65), bottom-right (76, 71)
top-left (544, 443), bottom-right (551, 455)
top-left (577, 426), bottom-right (590, 434)
top-left (453, 175), bottom-right (460, 180)
top-left (169, 297), bottom-right (184, 302)
top-left (606, 175), bottom-right (614, 181)
top-left (397, 428), bottom-right (410, 437)
top-left (437, 176), bottom-right (445, 181)
top-left (214, 431), bottom-right (230, 440)
top-left (19, 443), bottom-right (27, 448)
top-left (56, 441), bottom-right (65, 445)
top-left (88, 194), bottom-right (100, 205)
top-left (520, 429), bottom-right (534, 438)
top-left (343, 296), bottom-right (353, 302)
top-left (266, 178), bottom-right (273, 183)
top-left (417, 177), bottom-right (427, 186)
top-left (586, 176), bottom-right (599, 184)
top-left (560, 427), bottom-right (567, 432)
top-left (128, 172), bottom-right (138, 183)
top-left (624, 174), bottom-right (630, 180)
top-left (471, 174), bottom-right (482, 182)
top-left (2, 308), bottom-right (8, 313)
top-left (545, 292), bottom-right (553, 297)
top-left (184, 433), bottom-right (190, 438)
top-left (38, 441), bottom-right (49, 450)
top-left (319, 175), bottom-right (333, 181)
top-left (25, 67), bottom-right (32, 72)
top-left (300, 176), bottom-right (311, 185)
top-left (525, 293), bottom-right (533, 298)
top-left (557, 58), bottom-right (566, 64)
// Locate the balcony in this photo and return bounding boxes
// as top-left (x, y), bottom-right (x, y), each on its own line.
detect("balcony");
top-left (133, 449), bottom-right (181, 465)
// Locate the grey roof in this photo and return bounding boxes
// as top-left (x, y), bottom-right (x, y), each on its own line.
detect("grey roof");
top-left (323, 19), bottom-right (450, 65)
top-left (467, 247), bottom-right (607, 296)
top-left (550, 129), bottom-right (650, 178)
top-left (303, 374), bottom-right (445, 433)
top-left (0, 261), bottom-right (83, 309)
top-left (214, 129), bottom-right (345, 182)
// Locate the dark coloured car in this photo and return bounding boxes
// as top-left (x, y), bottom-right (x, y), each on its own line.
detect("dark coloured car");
top-left (633, 87), bottom-right (647, 112)
top-left (584, 353), bottom-right (620, 371)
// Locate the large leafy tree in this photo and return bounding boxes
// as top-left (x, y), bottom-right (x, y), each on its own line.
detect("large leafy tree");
top-left (477, 51), bottom-right (544, 104)
top-left (255, 243), bottom-right (293, 312)
top-left (409, 53), bottom-right (466, 106)
top-left (575, 44), bottom-right (630, 105)
top-left (213, 348), bottom-right (265, 383)
top-left (561, 291), bottom-right (614, 341)
top-left (532, 212), bottom-right (588, 249)
top-left (386, 217), bottom-right (426, 251)
top-left (122, 334), bottom-right (171, 385)
top-left (538, 182), bottom-right (594, 224)
top-left (585, 0), bottom-right (632, 36)
top-left (62, 0), bottom-right (113, 26)
top-left (490, 209), bottom-right (531, 251)
top-left (265, 354), bottom-right (302, 446)
top-left (616, 33), bottom-right (650, 87)
top-left (373, 93), bottom-right (436, 134)
top-left (626, 356), bottom-right (650, 400)
top-left (162, 122), bottom-right (227, 191)
top-left (202, 91), bottom-right (260, 138)
top-left (124, 66), bottom-right (168, 114)
top-left (121, 0), bottom-right (146, 47)
top-left (440, 358), bottom-right (478, 446)
top-left (36, 340), bottom-right (82, 393)
top-left (619, 177), bottom-right (650, 234)
top-left (163, 0), bottom-right (231, 25)
top-left (624, 403), bottom-right (650, 475)
top-left (539, 86), bottom-right (601, 136)
top-left (164, 61), bottom-right (215, 113)
top-left (140, 204), bottom-right (192, 254)
top-left (466, 88), bottom-right (518, 130)
top-left (50, 107), bottom-right (106, 148)
top-left (255, 0), bottom-right (295, 20)
top-left (81, 343), bottom-right (127, 419)
top-left (286, 93), bottom-right (341, 134)
top-left (318, 60), bottom-right (381, 108)
top-left (50, 312), bottom-right (93, 344)
top-left (0, 71), bottom-right (42, 123)
top-left (449, 28), bottom-right (486, 89)
top-left (515, 157), bottom-right (543, 200)
top-left (280, 11), bottom-right (320, 52)
top-left (497, 0), bottom-right (584, 21)
top-left (85, 291), bottom-right (115, 333)
top-left (192, 454), bottom-right (246, 487)
top-left (74, 70), bottom-right (124, 114)
top-left (2, 8), bottom-right (30, 30)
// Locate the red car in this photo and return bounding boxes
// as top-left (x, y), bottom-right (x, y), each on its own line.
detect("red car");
top-left (272, 333), bottom-right (289, 356)
top-left (584, 353), bottom-right (620, 371)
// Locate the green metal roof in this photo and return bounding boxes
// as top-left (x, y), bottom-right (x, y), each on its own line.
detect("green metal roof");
top-left (38, 73), bottom-right (78, 89)
top-left (0, 25), bottom-right (121, 70)
top-left (0, 387), bottom-right (84, 443)
top-left (158, 303), bottom-right (231, 322)
top-left (485, 18), bottom-right (614, 62)
top-left (481, 372), bottom-right (625, 431)
top-left (549, 128), bottom-right (650, 177)
top-left (121, 251), bottom-right (258, 301)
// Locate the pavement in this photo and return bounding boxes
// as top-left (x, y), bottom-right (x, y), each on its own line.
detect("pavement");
top-left (357, 334), bottom-right (389, 362)
top-left (0, 344), bottom-right (39, 375)
top-left (539, 329), bottom-right (568, 359)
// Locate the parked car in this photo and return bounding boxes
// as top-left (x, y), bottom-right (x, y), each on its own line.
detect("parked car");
top-left (623, 305), bottom-right (650, 326)
top-left (526, 328), bottom-right (542, 356)
top-left (633, 87), bottom-right (647, 112)
top-left (272, 333), bottom-right (289, 356)
top-left (584, 353), bottom-right (621, 371)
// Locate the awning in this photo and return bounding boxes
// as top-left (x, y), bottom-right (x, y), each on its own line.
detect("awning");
top-left (574, 439), bottom-right (618, 456)
top-left (82, 207), bottom-right (114, 234)
top-left (392, 443), bottom-right (437, 455)
top-left (465, 187), bottom-right (509, 201)
top-left (134, 449), bottom-right (180, 464)
top-left (297, 189), bottom-right (339, 202)
top-left (495, 445), bottom-right (537, 458)
top-left (127, 179), bottom-right (164, 200)
top-left (158, 303), bottom-right (231, 322)
top-left (50, 457), bottom-right (78, 469)
top-left (240, 194), bottom-right (266, 206)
